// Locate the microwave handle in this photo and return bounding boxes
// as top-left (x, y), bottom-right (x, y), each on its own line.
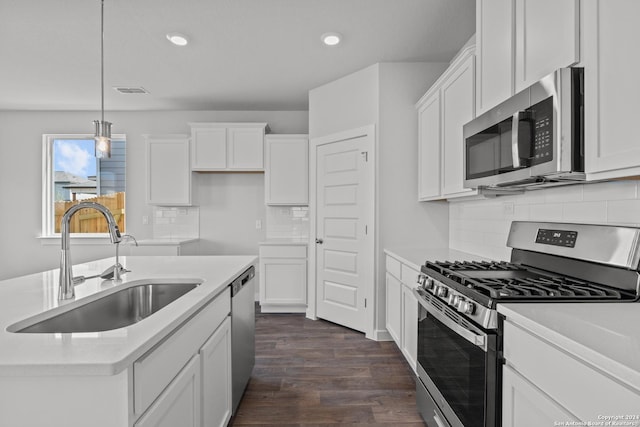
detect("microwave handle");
top-left (512, 111), bottom-right (521, 168)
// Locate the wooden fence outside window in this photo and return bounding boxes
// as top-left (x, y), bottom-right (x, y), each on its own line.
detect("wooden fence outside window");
top-left (54, 192), bottom-right (125, 233)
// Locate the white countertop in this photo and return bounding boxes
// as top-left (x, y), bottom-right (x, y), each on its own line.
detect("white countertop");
top-left (384, 247), bottom-right (489, 271)
top-left (134, 238), bottom-right (199, 246)
top-left (259, 238), bottom-right (309, 246)
top-left (0, 255), bottom-right (256, 377)
top-left (498, 302), bottom-right (640, 392)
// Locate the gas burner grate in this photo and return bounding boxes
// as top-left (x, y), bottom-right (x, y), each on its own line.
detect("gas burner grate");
top-left (423, 260), bottom-right (632, 301)
top-left (472, 277), bottom-right (625, 300)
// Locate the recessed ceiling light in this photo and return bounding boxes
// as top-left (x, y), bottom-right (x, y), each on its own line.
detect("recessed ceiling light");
top-left (321, 32), bottom-right (342, 46)
top-left (166, 32), bottom-right (189, 46)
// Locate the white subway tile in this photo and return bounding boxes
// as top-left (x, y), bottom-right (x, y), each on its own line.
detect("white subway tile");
top-left (583, 180), bottom-right (637, 201)
top-left (513, 204), bottom-right (531, 221)
top-left (562, 201), bottom-right (607, 223)
top-left (529, 203), bottom-right (564, 221)
top-left (542, 185), bottom-right (583, 203)
top-left (607, 200), bottom-right (640, 225)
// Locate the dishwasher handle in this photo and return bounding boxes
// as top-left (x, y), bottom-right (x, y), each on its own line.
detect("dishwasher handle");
top-left (231, 265), bottom-right (255, 297)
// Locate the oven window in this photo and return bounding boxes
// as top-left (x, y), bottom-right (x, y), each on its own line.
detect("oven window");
top-left (418, 310), bottom-right (487, 427)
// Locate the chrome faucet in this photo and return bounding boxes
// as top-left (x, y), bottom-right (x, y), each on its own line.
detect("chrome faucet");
top-left (59, 202), bottom-right (122, 300)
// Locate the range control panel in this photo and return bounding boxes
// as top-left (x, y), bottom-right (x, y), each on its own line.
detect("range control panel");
top-left (535, 228), bottom-right (578, 248)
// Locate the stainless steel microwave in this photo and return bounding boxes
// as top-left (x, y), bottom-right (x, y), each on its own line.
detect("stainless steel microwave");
top-left (463, 67), bottom-right (584, 190)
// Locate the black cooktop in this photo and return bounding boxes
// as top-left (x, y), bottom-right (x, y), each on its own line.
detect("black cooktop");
top-left (422, 260), bottom-right (635, 302)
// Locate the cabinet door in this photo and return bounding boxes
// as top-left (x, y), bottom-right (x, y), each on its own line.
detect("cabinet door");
top-left (515, 0), bottom-right (579, 92)
top-left (583, 0), bottom-right (640, 178)
top-left (385, 272), bottom-right (402, 345)
top-left (417, 91), bottom-right (442, 201)
top-left (146, 136), bottom-right (191, 206)
top-left (191, 127), bottom-right (227, 170)
top-left (228, 126), bottom-right (264, 170)
top-left (502, 365), bottom-right (578, 427)
top-left (135, 355), bottom-right (201, 427)
top-left (200, 317), bottom-right (232, 427)
top-left (441, 53), bottom-right (477, 198)
top-left (260, 258), bottom-right (307, 306)
top-left (401, 284), bottom-right (417, 371)
top-left (476, 0), bottom-right (514, 114)
top-left (265, 135), bottom-right (309, 205)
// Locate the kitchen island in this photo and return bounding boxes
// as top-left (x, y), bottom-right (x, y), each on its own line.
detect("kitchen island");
top-left (0, 255), bottom-right (257, 427)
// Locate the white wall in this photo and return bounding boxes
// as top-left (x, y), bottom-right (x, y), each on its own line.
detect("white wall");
top-left (0, 110), bottom-right (307, 280)
top-left (308, 62), bottom-right (449, 337)
top-left (449, 180), bottom-right (640, 260)
top-left (309, 64), bottom-right (379, 139)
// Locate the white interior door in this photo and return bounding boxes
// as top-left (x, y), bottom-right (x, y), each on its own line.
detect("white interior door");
top-left (314, 131), bottom-right (374, 333)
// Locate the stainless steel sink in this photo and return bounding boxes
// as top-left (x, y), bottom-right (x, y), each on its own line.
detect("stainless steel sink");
top-left (10, 280), bottom-right (201, 333)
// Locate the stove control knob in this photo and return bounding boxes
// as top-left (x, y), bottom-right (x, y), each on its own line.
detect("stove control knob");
top-left (417, 274), bottom-right (427, 286)
top-left (437, 286), bottom-right (448, 298)
top-left (458, 300), bottom-right (475, 315)
top-left (423, 276), bottom-right (437, 292)
top-left (448, 294), bottom-right (460, 308)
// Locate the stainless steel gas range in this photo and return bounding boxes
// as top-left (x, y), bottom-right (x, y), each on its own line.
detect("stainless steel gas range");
top-left (413, 221), bottom-right (640, 427)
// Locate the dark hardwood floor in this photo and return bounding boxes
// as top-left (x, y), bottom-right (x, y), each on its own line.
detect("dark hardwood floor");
top-left (230, 307), bottom-right (425, 426)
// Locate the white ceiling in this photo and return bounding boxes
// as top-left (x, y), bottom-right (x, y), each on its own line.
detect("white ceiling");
top-left (0, 0), bottom-right (475, 111)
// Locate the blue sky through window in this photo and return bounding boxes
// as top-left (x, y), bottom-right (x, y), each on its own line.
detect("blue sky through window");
top-left (53, 139), bottom-right (97, 178)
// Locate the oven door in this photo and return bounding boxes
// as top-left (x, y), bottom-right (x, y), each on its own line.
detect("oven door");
top-left (413, 289), bottom-right (499, 427)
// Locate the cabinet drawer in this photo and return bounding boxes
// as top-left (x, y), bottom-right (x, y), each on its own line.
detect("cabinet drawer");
top-left (503, 320), bottom-right (640, 420)
top-left (401, 264), bottom-right (420, 287)
top-left (134, 287), bottom-right (231, 416)
top-left (385, 255), bottom-right (401, 280)
top-left (259, 245), bottom-right (307, 259)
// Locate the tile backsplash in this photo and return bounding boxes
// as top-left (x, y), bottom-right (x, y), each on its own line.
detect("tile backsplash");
top-left (450, 180), bottom-right (640, 261)
top-left (152, 206), bottom-right (200, 239)
top-left (266, 206), bottom-right (309, 239)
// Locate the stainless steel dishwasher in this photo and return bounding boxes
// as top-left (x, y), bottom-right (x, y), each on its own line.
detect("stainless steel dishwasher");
top-left (230, 265), bottom-right (256, 415)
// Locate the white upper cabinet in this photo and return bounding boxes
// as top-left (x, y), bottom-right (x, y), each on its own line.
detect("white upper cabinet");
top-left (441, 51), bottom-right (477, 198)
top-left (189, 123), bottom-right (268, 171)
top-left (583, 0), bottom-right (640, 179)
top-left (476, 0), bottom-right (579, 112)
top-left (476, 0), bottom-right (514, 116)
top-left (417, 91), bottom-right (442, 200)
top-left (416, 44), bottom-right (478, 201)
top-left (514, 0), bottom-right (580, 92)
top-left (145, 135), bottom-right (191, 206)
top-left (265, 135), bottom-right (309, 205)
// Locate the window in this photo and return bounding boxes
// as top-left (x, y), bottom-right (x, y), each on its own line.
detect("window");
top-left (42, 134), bottom-right (126, 236)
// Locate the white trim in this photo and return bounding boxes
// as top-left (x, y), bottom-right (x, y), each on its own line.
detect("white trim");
top-left (41, 133), bottom-right (126, 237)
top-left (307, 124), bottom-right (376, 339)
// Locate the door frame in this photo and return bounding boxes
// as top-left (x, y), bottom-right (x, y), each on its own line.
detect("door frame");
top-left (307, 124), bottom-right (376, 339)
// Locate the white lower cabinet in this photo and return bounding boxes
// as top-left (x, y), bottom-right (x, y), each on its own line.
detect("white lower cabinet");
top-left (502, 318), bottom-right (640, 424)
top-left (385, 253), bottom-right (418, 372)
top-left (385, 272), bottom-right (402, 344)
top-left (135, 355), bottom-right (202, 427)
top-left (502, 364), bottom-right (577, 427)
top-left (401, 284), bottom-right (418, 370)
top-left (259, 244), bottom-right (307, 313)
top-left (201, 317), bottom-right (232, 427)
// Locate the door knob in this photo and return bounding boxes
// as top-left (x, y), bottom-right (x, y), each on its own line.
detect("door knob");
top-left (315, 238), bottom-right (324, 244)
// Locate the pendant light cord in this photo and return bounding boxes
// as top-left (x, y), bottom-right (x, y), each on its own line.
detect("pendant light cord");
top-left (100, 0), bottom-right (105, 123)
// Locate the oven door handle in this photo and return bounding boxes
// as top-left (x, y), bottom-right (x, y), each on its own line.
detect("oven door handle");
top-left (413, 288), bottom-right (487, 351)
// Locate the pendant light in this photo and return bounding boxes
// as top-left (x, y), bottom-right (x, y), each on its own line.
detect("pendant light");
top-left (94, 0), bottom-right (112, 158)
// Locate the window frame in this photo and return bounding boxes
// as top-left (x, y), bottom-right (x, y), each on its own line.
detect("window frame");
top-left (41, 133), bottom-right (127, 238)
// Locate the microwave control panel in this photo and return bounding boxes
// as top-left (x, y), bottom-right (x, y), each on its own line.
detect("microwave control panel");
top-left (527, 96), bottom-right (554, 165)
